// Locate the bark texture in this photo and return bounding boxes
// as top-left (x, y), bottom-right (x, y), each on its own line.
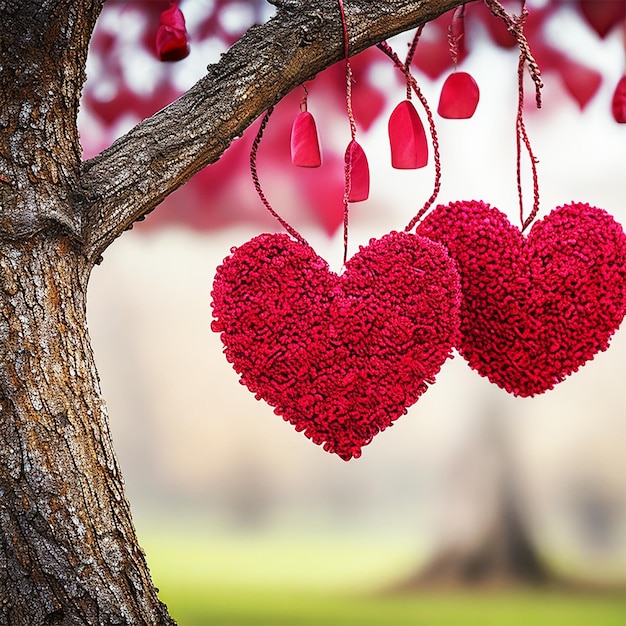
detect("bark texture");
top-left (0, 237), bottom-right (172, 624)
top-left (0, 0), bottom-right (465, 622)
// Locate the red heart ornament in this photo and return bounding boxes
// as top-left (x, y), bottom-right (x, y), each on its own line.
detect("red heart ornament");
top-left (418, 201), bottom-right (626, 397)
top-left (211, 231), bottom-right (461, 460)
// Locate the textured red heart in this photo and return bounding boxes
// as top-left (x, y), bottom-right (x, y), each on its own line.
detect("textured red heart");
top-left (211, 231), bottom-right (461, 460)
top-left (418, 201), bottom-right (626, 397)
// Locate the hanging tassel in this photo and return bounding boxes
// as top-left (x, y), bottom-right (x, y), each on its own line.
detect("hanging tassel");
top-left (611, 75), bottom-right (626, 123)
top-left (345, 140), bottom-right (369, 202)
top-left (156, 2), bottom-right (190, 62)
top-left (388, 100), bottom-right (428, 169)
top-left (438, 71), bottom-right (480, 119)
top-left (291, 110), bottom-right (322, 167)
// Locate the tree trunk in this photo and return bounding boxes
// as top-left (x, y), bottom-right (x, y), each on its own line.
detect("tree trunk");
top-left (0, 0), bottom-right (466, 620)
top-left (393, 411), bottom-right (551, 592)
top-left (1, 1), bottom-right (177, 620)
top-left (0, 237), bottom-right (174, 623)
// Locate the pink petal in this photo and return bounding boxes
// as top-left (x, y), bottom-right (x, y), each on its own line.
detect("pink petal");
top-left (352, 81), bottom-right (386, 132)
top-left (579, 0), bottom-right (625, 38)
top-left (388, 100), bottom-right (428, 169)
top-left (345, 140), bottom-right (369, 203)
top-left (156, 4), bottom-right (190, 62)
top-left (558, 56), bottom-right (602, 110)
top-left (612, 75), bottom-right (626, 124)
top-left (438, 72), bottom-right (480, 119)
top-left (290, 111), bottom-right (322, 167)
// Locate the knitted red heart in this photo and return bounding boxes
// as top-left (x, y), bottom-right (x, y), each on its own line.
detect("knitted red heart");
top-left (211, 231), bottom-right (461, 460)
top-left (418, 200), bottom-right (626, 396)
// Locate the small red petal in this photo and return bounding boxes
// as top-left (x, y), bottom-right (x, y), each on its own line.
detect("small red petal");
top-left (388, 100), bottom-right (428, 169)
top-left (611, 75), bottom-right (626, 124)
top-left (438, 72), bottom-right (480, 119)
top-left (558, 56), bottom-right (602, 110)
top-left (156, 4), bottom-right (190, 62)
top-left (345, 140), bottom-right (369, 203)
top-left (579, 0), bottom-right (625, 38)
top-left (290, 111), bottom-right (322, 167)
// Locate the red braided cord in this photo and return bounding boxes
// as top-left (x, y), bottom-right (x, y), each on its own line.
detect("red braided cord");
top-left (484, 0), bottom-right (543, 108)
top-left (249, 107), bottom-right (308, 245)
top-left (517, 54), bottom-right (541, 232)
top-left (377, 41), bottom-right (442, 232)
top-left (338, 0), bottom-right (357, 265)
top-left (405, 25), bottom-right (424, 99)
top-left (486, 0), bottom-right (541, 230)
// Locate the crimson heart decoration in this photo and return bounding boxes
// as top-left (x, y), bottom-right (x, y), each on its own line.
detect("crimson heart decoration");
top-left (211, 231), bottom-right (461, 460)
top-left (417, 200), bottom-right (626, 397)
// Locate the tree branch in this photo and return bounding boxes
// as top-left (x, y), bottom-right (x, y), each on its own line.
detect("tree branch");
top-left (80, 0), bottom-right (467, 262)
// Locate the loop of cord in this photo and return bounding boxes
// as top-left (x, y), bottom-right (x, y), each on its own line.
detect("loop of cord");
top-left (485, 0), bottom-right (543, 108)
top-left (249, 106), bottom-right (309, 246)
top-left (485, 0), bottom-right (542, 230)
top-left (517, 53), bottom-right (541, 232)
top-left (377, 39), bottom-right (442, 232)
top-left (405, 25), bottom-right (424, 100)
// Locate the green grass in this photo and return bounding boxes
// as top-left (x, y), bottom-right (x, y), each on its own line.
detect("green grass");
top-left (139, 523), bottom-right (626, 626)
top-left (157, 588), bottom-right (626, 626)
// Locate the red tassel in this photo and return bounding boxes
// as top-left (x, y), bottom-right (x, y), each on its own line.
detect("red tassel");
top-left (388, 100), bottom-right (428, 169)
top-left (290, 111), bottom-right (322, 167)
top-left (611, 75), bottom-right (626, 124)
top-left (345, 140), bottom-right (369, 202)
top-left (438, 72), bottom-right (480, 119)
top-left (156, 3), bottom-right (190, 62)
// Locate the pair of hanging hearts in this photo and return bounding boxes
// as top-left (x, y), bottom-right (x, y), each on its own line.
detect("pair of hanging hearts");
top-left (211, 199), bottom-right (626, 461)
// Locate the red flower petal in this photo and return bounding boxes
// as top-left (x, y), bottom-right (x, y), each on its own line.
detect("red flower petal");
top-left (156, 3), bottom-right (190, 62)
top-left (438, 72), bottom-right (480, 119)
top-left (352, 81), bottom-right (386, 132)
top-left (388, 100), bottom-right (428, 169)
top-left (611, 75), bottom-right (626, 124)
top-left (345, 140), bottom-right (369, 203)
top-left (558, 55), bottom-right (602, 110)
top-left (579, 0), bottom-right (626, 38)
top-left (290, 111), bottom-right (322, 167)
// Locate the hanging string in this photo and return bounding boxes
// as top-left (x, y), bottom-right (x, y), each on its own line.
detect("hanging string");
top-left (249, 106), bottom-right (309, 246)
top-left (485, 0), bottom-right (543, 230)
top-left (338, 0), bottom-right (356, 266)
top-left (485, 0), bottom-right (543, 108)
top-left (377, 40), bottom-right (442, 232)
top-left (516, 52), bottom-right (541, 231)
top-left (405, 25), bottom-right (424, 100)
top-left (300, 83), bottom-right (309, 112)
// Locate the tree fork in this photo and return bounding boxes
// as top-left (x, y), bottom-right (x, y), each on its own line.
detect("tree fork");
top-left (0, 0), bottom-right (468, 621)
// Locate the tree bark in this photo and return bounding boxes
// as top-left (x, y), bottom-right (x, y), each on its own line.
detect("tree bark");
top-left (81, 0), bottom-right (468, 263)
top-left (0, 236), bottom-right (173, 624)
top-left (0, 0), bottom-right (466, 621)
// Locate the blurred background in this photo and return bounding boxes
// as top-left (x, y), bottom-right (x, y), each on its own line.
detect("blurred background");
top-left (83, 1), bottom-right (625, 624)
